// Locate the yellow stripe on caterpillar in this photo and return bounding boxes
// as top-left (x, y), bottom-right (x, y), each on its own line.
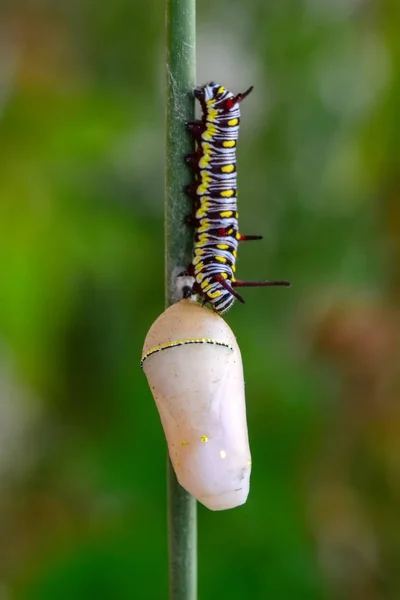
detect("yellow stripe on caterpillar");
top-left (199, 155), bottom-right (211, 168)
top-left (208, 290), bottom-right (222, 299)
top-left (196, 203), bottom-right (211, 218)
top-left (197, 183), bottom-right (209, 195)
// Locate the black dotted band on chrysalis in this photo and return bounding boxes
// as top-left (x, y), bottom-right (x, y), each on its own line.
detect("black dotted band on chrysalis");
top-left (140, 338), bottom-right (234, 369)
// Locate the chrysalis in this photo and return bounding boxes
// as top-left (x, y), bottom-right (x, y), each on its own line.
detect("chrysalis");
top-left (141, 299), bottom-right (251, 511)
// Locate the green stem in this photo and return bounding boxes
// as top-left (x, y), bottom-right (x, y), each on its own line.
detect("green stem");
top-left (165, 0), bottom-right (197, 598)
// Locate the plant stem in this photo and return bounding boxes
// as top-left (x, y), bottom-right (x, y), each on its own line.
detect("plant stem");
top-left (165, 0), bottom-right (197, 597)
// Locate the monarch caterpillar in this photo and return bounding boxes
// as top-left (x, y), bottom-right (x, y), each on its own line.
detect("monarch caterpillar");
top-left (141, 299), bottom-right (251, 511)
top-left (182, 81), bottom-right (290, 314)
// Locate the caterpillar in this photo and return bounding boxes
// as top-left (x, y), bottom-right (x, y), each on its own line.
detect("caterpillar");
top-left (182, 81), bottom-right (290, 314)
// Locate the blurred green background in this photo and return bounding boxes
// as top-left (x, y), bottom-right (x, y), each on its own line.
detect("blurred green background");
top-left (1, 0), bottom-right (400, 598)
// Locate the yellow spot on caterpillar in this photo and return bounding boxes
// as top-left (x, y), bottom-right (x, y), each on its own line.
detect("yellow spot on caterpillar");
top-left (232, 265), bottom-right (236, 272)
top-left (199, 155), bottom-right (211, 169)
top-left (221, 190), bottom-right (234, 198)
top-left (217, 244), bottom-right (229, 250)
top-left (208, 108), bottom-right (218, 121)
top-left (220, 210), bottom-right (233, 217)
top-left (223, 140), bottom-right (235, 148)
top-left (236, 232), bottom-right (241, 240)
top-left (196, 273), bottom-right (204, 283)
top-left (218, 87), bottom-right (224, 94)
top-left (221, 272), bottom-right (228, 279)
top-left (203, 143), bottom-right (212, 155)
top-left (208, 289), bottom-right (222, 298)
top-left (220, 450), bottom-right (227, 459)
top-left (221, 164), bottom-right (234, 173)
top-left (228, 118), bottom-right (239, 126)
top-left (195, 248), bottom-right (203, 255)
top-left (233, 250), bottom-right (237, 258)
top-left (196, 205), bottom-right (210, 218)
top-left (197, 183), bottom-right (209, 195)
top-left (201, 435), bottom-right (209, 443)
top-left (228, 228), bottom-right (234, 235)
top-left (181, 440), bottom-right (188, 447)
top-left (232, 276), bottom-right (236, 282)
top-left (216, 256), bottom-right (227, 263)
top-left (235, 212), bottom-right (239, 219)
top-left (205, 125), bottom-right (217, 140)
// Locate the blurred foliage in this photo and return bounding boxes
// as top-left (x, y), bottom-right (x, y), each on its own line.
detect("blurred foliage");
top-left (0, 0), bottom-right (399, 598)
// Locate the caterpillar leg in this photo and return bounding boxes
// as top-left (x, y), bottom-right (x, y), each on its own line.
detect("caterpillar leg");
top-left (184, 183), bottom-right (199, 199)
top-left (184, 214), bottom-right (198, 227)
top-left (232, 280), bottom-right (291, 288)
top-left (186, 120), bottom-right (204, 140)
top-left (184, 152), bottom-right (201, 171)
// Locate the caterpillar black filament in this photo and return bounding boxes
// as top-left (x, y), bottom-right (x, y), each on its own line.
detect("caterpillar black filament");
top-left (183, 81), bottom-right (290, 314)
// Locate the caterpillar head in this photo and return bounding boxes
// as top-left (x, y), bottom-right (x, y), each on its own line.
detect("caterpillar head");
top-left (194, 82), bottom-right (253, 114)
top-left (194, 81), bottom-right (217, 99)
